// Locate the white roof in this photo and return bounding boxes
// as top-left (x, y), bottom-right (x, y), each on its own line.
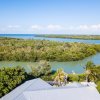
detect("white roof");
top-left (65, 82), bottom-right (84, 88)
top-left (81, 82), bottom-right (97, 87)
top-left (20, 87), bottom-right (100, 100)
top-left (1, 79), bottom-right (100, 100)
top-left (1, 78), bottom-right (52, 100)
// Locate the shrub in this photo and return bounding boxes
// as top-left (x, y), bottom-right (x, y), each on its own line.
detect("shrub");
top-left (0, 66), bottom-right (26, 97)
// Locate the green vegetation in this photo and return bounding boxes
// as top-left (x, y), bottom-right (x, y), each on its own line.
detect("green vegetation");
top-left (0, 37), bottom-right (100, 97)
top-left (30, 60), bottom-right (51, 77)
top-left (0, 60), bottom-right (51, 98)
top-left (0, 37), bottom-right (100, 61)
top-left (36, 34), bottom-right (100, 40)
top-left (53, 68), bottom-right (68, 86)
top-left (0, 61), bottom-right (100, 98)
top-left (97, 81), bottom-right (100, 93)
top-left (41, 61), bottom-right (100, 93)
top-left (0, 66), bottom-right (26, 97)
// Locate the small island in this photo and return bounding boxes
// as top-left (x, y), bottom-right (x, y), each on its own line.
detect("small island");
top-left (35, 34), bottom-right (100, 40)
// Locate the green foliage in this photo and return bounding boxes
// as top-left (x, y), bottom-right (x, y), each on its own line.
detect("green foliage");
top-left (0, 60), bottom-right (100, 96)
top-left (84, 61), bottom-right (100, 92)
top-left (30, 60), bottom-right (51, 77)
top-left (68, 74), bottom-right (79, 82)
top-left (78, 74), bottom-right (86, 82)
top-left (96, 81), bottom-right (100, 93)
top-left (41, 75), bottom-right (53, 81)
top-left (86, 61), bottom-right (95, 70)
top-left (94, 44), bottom-right (100, 52)
top-left (85, 61), bottom-right (100, 82)
top-left (0, 37), bottom-right (99, 62)
top-left (0, 66), bottom-right (26, 97)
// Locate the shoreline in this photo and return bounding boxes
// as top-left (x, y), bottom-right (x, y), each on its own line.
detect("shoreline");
top-left (35, 35), bottom-right (100, 40)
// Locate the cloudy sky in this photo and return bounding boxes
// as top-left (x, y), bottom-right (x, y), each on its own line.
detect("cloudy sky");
top-left (0, 0), bottom-right (100, 35)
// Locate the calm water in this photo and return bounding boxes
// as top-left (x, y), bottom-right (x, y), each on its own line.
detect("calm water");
top-left (0, 34), bottom-right (100, 73)
top-left (34, 37), bottom-right (100, 44)
top-left (0, 34), bottom-right (100, 44)
top-left (0, 53), bottom-right (100, 73)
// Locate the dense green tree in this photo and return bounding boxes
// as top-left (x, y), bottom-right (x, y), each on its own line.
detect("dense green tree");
top-left (0, 66), bottom-right (26, 97)
top-left (85, 61), bottom-right (100, 82)
top-left (0, 37), bottom-right (99, 62)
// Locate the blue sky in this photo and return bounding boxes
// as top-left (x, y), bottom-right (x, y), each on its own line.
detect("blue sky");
top-left (0, 0), bottom-right (100, 34)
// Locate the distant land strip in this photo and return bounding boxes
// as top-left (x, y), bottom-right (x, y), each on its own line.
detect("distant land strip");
top-left (35, 35), bottom-right (100, 40)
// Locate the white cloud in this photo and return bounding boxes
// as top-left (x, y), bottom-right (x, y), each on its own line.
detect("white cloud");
top-left (31, 25), bottom-right (42, 30)
top-left (8, 25), bottom-right (20, 28)
top-left (78, 25), bottom-right (89, 30)
top-left (0, 24), bottom-right (100, 35)
top-left (47, 24), bottom-right (63, 30)
top-left (29, 24), bottom-right (100, 35)
top-left (90, 24), bottom-right (100, 29)
top-left (76, 24), bottom-right (100, 30)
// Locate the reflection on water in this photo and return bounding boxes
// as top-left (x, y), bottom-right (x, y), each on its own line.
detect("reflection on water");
top-left (0, 53), bottom-right (100, 73)
top-left (33, 37), bottom-right (100, 44)
top-left (0, 34), bottom-right (100, 73)
top-left (51, 53), bottom-right (100, 73)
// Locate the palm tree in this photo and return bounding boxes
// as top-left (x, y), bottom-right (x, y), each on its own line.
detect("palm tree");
top-left (85, 69), bottom-right (91, 82)
top-left (85, 61), bottom-right (97, 82)
top-left (54, 68), bottom-right (68, 86)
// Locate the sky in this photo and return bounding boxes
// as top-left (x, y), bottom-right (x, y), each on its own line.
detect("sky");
top-left (0, 0), bottom-right (100, 35)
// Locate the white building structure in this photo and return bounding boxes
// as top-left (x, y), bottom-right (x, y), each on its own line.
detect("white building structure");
top-left (1, 78), bottom-right (100, 100)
